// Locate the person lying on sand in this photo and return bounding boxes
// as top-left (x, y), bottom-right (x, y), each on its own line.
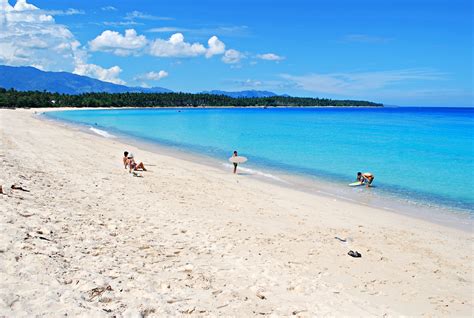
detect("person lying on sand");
top-left (123, 151), bottom-right (147, 173)
top-left (357, 172), bottom-right (374, 187)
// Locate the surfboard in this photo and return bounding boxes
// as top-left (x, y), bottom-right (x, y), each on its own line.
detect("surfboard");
top-left (349, 181), bottom-right (363, 187)
top-left (229, 156), bottom-right (248, 164)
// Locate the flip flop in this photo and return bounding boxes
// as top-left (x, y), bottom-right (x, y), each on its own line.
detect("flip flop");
top-left (348, 250), bottom-right (361, 258)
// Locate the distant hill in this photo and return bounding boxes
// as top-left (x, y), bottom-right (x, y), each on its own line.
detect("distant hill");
top-left (0, 65), bottom-right (171, 94)
top-left (201, 90), bottom-right (284, 98)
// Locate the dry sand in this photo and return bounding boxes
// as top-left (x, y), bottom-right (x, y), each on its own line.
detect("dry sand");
top-left (0, 109), bottom-right (472, 317)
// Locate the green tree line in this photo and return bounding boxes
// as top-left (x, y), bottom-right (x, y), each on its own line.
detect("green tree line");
top-left (0, 88), bottom-right (383, 108)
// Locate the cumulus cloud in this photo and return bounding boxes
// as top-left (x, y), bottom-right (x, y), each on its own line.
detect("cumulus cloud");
top-left (0, 0), bottom-right (125, 84)
top-left (89, 29), bottom-right (147, 56)
top-left (257, 53), bottom-right (285, 61)
top-left (205, 36), bottom-right (225, 58)
top-left (87, 28), bottom-right (228, 60)
top-left (134, 70), bottom-right (169, 81)
top-left (149, 33), bottom-right (227, 58)
top-left (222, 49), bottom-right (245, 64)
top-left (74, 63), bottom-right (125, 85)
top-left (149, 33), bottom-right (206, 57)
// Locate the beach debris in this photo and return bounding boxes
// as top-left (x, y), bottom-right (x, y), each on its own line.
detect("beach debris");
top-left (88, 285), bottom-right (113, 301)
top-left (184, 264), bottom-right (194, 272)
top-left (179, 306), bottom-right (196, 314)
top-left (348, 250), bottom-right (362, 258)
top-left (256, 289), bottom-right (267, 300)
top-left (166, 298), bottom-right (191, 304)
top-left (10, 184), bottom-right (30, 192)
top-left (18, 212), bottom-right (34, 218)
top-left (334, 236), bottom-right (346, 242)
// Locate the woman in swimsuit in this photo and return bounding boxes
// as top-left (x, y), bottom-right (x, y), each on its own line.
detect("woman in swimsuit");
top-left (123, 151), bottom-right (147, 173)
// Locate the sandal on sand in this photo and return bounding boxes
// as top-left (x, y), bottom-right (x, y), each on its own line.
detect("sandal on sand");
top-left (348, 250), bottom-right (361, 258)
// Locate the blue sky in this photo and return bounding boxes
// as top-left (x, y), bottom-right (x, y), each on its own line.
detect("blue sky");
top-left (0, 0), bottom-right (472, 106)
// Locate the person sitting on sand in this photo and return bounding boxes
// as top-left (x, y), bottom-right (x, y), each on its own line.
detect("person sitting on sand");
top-left (123, 151), bottom-right (146, 173)
top-left (232, 150), bottom-right (238, 174)
top-left (357, 172), bottom-right (374, 187)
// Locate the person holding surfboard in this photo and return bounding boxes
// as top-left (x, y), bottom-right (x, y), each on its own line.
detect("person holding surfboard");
top-left (228, 150), bottom-right (248, 174)
top-left (357, 172), bottom-right (374, 187)
top-left (232, 151), bottom-right (239, 174)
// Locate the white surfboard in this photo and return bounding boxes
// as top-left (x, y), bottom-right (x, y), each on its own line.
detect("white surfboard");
top-left (349, 181), bottom-right (364, 187)
top-left (229, 156), bottom-right (248, 164)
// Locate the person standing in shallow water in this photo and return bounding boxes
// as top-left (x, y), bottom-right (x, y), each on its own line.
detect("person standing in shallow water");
top-left (232, 150), bottom-right (238, 174)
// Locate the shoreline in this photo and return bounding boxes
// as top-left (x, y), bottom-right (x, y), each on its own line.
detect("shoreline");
top-left (42, 108), bottom-right (473, 232)
top-left (1, 108), bottom-right (472, 316)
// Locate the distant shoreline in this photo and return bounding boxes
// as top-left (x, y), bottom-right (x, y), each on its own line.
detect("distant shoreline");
top-left (0, 88), bottom-right (383, 108)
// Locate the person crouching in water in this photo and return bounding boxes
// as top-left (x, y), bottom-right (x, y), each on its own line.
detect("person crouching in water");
top-left (123, 151), bottom-right (146, 173)
top-left (357, 172), bottom-right (374, 187)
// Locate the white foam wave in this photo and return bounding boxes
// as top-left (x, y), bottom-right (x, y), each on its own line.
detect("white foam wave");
top-left (89, 127), bottom-right (115, 138)
top-left (222, 163), bottom-right (289, 183)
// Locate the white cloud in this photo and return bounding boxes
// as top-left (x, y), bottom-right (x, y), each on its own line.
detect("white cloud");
top-left (222, 49), bottom-right (245, 64)
top-left (149, 33), bottom-right (227, 59)
top-left (205, 36), bottom-right (225, 58)
top-left (87, 29), bottom-right (228, 60)
top-left (147, 27), bottom-right (189, 33)
top-left (12, 0), bottom-right (37, 11)
top-left (281, 69), bottom-right (445, 96)
top-left (103, 21), bottom-right (141, 27)
top-left (146, 25), bottom-right (250, 38)
top-left (101, 6), bottom-right (117, 11)
top-left (257, 53), bottom-right (285, 61)
top-left (134, 70), bottom-right (169, 81)
top-left (45, 8), bottom-right (84, 16)
top-left (149, 33), bottom-right (206, 57)
top-left (74, 63), bottom-right (125, 85)
top-left (89, 29), bottom-right (147, 56)
top-left (236, 79), bottom-right (263, 87)
top-left (0, 0), bottom-right (125, 84)
top-left (125, 10), bottom-right (172, 21)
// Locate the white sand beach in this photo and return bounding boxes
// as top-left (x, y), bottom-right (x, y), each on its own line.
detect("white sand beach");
top-left (0, 109), bottom-right (472, 317)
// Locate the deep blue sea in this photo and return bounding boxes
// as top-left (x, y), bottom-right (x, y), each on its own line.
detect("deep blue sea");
top-left (46, 107), bottom-right (474, 214)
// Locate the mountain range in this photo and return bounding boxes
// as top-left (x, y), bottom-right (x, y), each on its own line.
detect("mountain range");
top-left (0, 65), bottom-right (171, 95)
top-left (0, 65), bottom-right (284, 98)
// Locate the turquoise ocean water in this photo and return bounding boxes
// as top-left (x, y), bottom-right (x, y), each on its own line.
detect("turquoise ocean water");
top-left (46, 107), bottom-right (474, 215)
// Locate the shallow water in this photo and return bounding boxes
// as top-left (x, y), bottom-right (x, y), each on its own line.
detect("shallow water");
top-left (46, 107), bottom-right (474, 214)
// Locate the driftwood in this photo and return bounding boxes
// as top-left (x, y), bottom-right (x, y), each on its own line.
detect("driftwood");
top-left (11, 184), bottom-right (30, 192)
